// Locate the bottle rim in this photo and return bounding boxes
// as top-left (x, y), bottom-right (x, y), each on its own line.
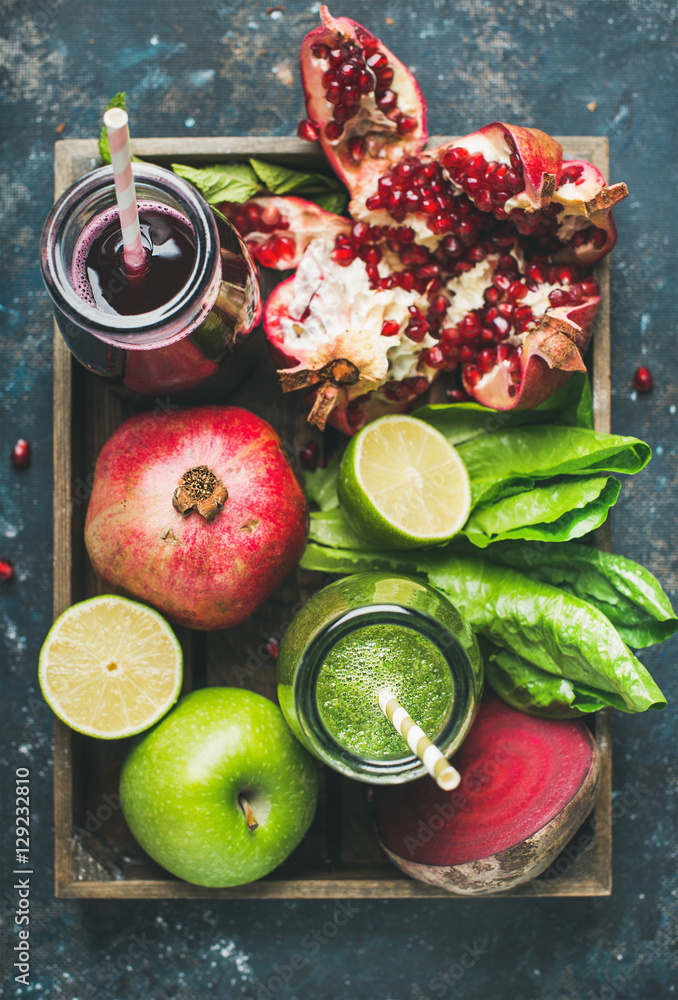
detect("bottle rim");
top-left (293, 602), bottom-right (478, 784)
top-left (39, 162), bottom-right (220, 349)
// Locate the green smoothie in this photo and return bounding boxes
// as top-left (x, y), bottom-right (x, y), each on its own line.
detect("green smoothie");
top-left (315, 623), bottom-right (454, 759)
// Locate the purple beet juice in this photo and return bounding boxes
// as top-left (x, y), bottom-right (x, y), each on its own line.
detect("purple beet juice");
top-left (73, 201), bottom-right (197, 316)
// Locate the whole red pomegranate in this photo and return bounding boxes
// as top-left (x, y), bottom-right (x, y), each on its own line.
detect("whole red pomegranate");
top-left (84, 406), bottom-right (309, 630)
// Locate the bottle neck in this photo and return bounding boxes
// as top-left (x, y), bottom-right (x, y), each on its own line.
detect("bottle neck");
top-left (40, 163), bottom-right (220, 348)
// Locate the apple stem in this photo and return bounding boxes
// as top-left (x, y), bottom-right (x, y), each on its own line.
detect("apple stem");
top-left (239, 795), bottom-right (259, 832)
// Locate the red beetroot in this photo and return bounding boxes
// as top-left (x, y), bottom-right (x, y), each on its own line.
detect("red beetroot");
top-left (84, 406), bottom-right (309, 631)
top-left (373, 697), bottom-right (600, 894)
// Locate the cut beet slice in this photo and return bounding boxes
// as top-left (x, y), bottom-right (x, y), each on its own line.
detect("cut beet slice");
top-left (373, 697), bottom-right (600, 894)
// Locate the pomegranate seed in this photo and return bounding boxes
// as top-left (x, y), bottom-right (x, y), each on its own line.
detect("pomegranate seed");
top-left (404, 376), bottom-right (430, 396)
top-left (568, 283), bottom-right (584, 304)
top-left (325, 121), bottom-right (344, 140)
top-left (579, 278), bottom-right (600, 297)
top-left (466, 243), bottom-right (486, 263)
top-left (397, 226), bottom-right (416, 244)
top-left (342, 85), bottom-right (361, 107)
top-left (394, 160), bottom-right (418, 181)
top-left (429, 295), bottom-right (449, 316)
top-left (311, 42), bottom-right (330, 59)
top-left (366, 51), bottom-right (388, 72)
top-left (464, 365), bottom-right (482, 386)
top-left (376, 89), bottom-right (397, 112)
top-left (410, 246), bottom-right (429, 265)
top-left (299, 441), bottom-right (320, 471)
top-left (504, 169), bottom-right (523, 194)
top-left (297, 118), bottom-right (319, 142)
top-left (351, 221), bottom-right (370, 244)
top-left (484, 286), bottom-right (501, 304)
top-left (360, 245), bottom-right (382, 264)
top-left (405, 321), bottom-right (429, 343)
top-left (429, 213), bottom-right (454, 234)
top-left (440, 235), bottom-right (463, 257)
top-left (496, 343), bottom-right (515, 363)
top-left (479, 327), bottom-right (495, 344)
top-left (493, 272), bottom-right (511, 292)
top-left (548, 288), bottom-right (570, 308)
top-left (417, 263), bottom-right (441, 280)
top-left (423, 346), bottom-right (446, 368)
top-left (527, 263), bottom-right (547, 284)
top-left (396, 115), bottom-right (418, 134)
top-left (0, 559), bottom-right (14, 583)
top-left (331, 244), bottom-right (358, 266)
top-left (326, 80), bottom-right (342, 104)
top-left (477, 348), bottom-right (495, 373)
top-left (339, 61), bottom-right (359, 81)
top-left (441, 146), bottom-right (468, 170)
top-left (508, 281), bottom-right (528, 301)
top-left (365, 193), bottom-right (384, 210)
top-left (592, 228), bottom-right (607, 249)
top-left (357, 71), bottom-right (374, 94)
top-left (375, 66), bottom-right (394, 87)
top-left (384, 381), bottom-right (410, 402)
top-left (632, 366), bottom-right (654, 392)
top-left (381, 320), bottom-right (401, 337)
top-left (263, 637), bottom-right (280, 660)
top-left (475, 189), bottom-right (493, 212)
top-left (513, 305), bottom-right (534, 331)
top-left (509, 352), bottom-right (522, 374)
top-left (459, 345), bottom-right (476, 362)
top-left (398, 270), bottom-right (415, 291)
top-left (404, 189), bottom-right (421, 212)
top-left (329, 47), bottom-right (344, 67)
top-left (333, 103), bottom-right (352, 123)
top-left (10, 439), bottom-right (31, 469)
top-left (447, 388), bottom-right (470, 402)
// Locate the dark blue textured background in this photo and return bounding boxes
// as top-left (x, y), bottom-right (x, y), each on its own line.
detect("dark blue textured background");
top-left (1, 2), bottom-right (676, 998)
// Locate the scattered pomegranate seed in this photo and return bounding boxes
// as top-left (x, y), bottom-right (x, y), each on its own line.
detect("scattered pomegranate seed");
top-left (297, 118), bottom-right (319, 142)
top-left (632, 366), bottom-right (654, 393)
top-left (263, 637), bottom-right (280, 660)
top-left (10, 439), bottom-right (31, 469)
top-left (0, 559), bottom-right (14, 583)
top-left (299, 441), bottom-right (320, 471)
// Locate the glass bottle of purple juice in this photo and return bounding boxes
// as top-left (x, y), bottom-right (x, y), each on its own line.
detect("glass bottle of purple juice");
top-left (40, 162), bottom-right (261, 397)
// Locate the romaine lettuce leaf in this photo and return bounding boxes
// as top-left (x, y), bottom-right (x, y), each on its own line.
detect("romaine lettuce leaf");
top-left (300, 543), bottom-right (666, 714)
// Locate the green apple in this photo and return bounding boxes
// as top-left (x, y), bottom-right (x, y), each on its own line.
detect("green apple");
top-left (119, 687), bottom-right (318, 887)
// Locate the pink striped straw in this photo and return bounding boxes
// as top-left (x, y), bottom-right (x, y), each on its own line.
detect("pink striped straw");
top-left (103, 108), bottom-right (146, 273)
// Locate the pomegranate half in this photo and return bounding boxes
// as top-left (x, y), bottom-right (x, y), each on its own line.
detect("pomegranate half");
top-left (84, 406), bottom-right (309, 630)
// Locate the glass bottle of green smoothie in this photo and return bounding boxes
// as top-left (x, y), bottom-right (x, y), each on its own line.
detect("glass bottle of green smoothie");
top-left (277, 573), bottom-right (483, 784)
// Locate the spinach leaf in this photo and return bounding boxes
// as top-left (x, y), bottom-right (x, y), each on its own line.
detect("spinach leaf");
top-left (300, 543), bottom-right (666, 714)
top-left (457, 426), bottom-right (651, 506)
top-left (463, 476), bottom-right (620, 547)
top-left (474, 540), bottom-right (678, 648)
top-left (171, 161), bottom-right (263, 205)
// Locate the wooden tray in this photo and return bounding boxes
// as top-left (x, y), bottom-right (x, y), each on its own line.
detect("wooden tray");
top-left (52, 136), bottom-right (612, 898)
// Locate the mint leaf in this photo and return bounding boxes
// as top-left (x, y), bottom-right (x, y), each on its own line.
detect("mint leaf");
top-left (170, 162), bottom-right (263, 205)
top-left (249, 157), bottom-right (341, 195)
top-left (99, 92), bottom-right (128, 164)
top-left (315, 191), bottom-right (349, 214)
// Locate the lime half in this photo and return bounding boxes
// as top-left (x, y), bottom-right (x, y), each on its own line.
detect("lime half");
top-left (39, 595), bottom-right (182, 739)
top-left (338, 415), bottom-right (472, 549)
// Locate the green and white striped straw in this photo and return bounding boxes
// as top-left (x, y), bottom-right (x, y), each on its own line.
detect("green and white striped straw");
top-left (378, 688), bottom-right (461, 791)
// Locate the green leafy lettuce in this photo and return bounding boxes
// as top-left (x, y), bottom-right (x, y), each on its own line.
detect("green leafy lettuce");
top-left (300, 544), bottom-right (667, 715)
